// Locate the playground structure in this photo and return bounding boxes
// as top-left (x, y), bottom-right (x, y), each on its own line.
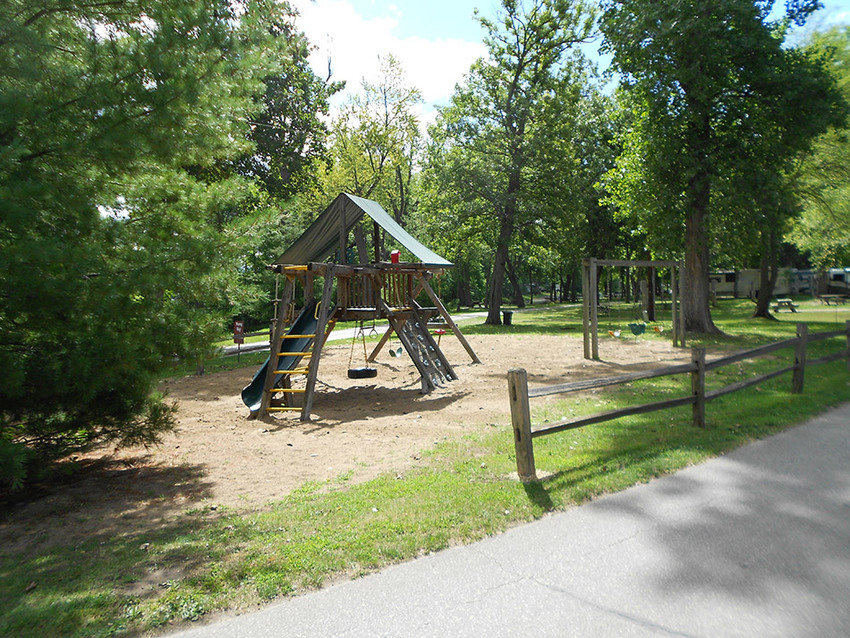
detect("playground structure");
top-left (582, 258), bottom-right (686, 360)
top-left (242, 193), bottom-right (480, 421)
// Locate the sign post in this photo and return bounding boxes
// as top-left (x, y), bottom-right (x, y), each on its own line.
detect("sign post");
top-left (233, 319), bottom-right (245, 362)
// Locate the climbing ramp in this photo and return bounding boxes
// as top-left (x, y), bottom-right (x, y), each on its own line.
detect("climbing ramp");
top-left (386, 303), bottom-right (456, 393)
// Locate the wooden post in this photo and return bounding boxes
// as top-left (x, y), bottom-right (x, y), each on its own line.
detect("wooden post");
top-left (301, 269), bottom-right (336, 420)
top-left (368, 325), bottom-right (394, 362)
top-left (691, 347), bottom-right (706, 428)
top-left (582, 260), bottom-right (591, 360)
top-left (258, 277), bottom-right (295, 420)
top-left (590, 258), bottom-right (599, 360)
top-left (679, 263), bottom-right (686, 348)
top-left (417, 273), bottom-right (481, 364)
top-left (846, 320), bottom-right (850, 372)
top-left (670, 265), bottom-right (678, 347)
top-left (792, 323), bottom-right (808, 394)
top-left (339, 205), bottom-right (347, 264)
top-left (373, 221), bottom-right (382, 263)
top-left (647, 267), bottom-right (656, 321)
top-left (507, 369), bottom-right (537, 482)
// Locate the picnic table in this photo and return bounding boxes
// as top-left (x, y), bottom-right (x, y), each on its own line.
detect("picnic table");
top-left (818, 294), bottom-right (847, 306)
top-left (773, 298), bottom-right (799, 312)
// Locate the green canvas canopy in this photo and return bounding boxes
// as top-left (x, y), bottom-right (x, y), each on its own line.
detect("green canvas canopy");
top-left (275, 193), bottom-right (452, 267)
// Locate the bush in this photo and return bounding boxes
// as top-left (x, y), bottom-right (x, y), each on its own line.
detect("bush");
top-left (0, 439), bottom-right (34, 492)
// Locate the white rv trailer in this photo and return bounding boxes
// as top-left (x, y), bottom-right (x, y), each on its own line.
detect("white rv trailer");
top-left (709, 268), bottom-right (814, 299)
top-left (827, 267), bottom-right (850, 294)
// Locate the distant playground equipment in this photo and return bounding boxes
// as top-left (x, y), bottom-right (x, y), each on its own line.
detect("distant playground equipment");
top-left (241, 193), bottom-right (481, 421)
top-left (583, 258), bottom-right (685, 359)
top-left (628, 322), bottom-right (646, 338)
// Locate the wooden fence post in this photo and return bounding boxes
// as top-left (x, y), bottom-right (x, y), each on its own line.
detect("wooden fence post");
top-left (590, 258), bottom-right (599, 360)
top-left (846, 320), bottom-right (850, 372)
top-left (679, 264), bottom-right (687, 348)
top-left (507, 369), bottom-right (537, 482)
top-left (582, 260), bottom-right (591, 360)
top-left (691, 347), bottom-right (706, 428)
top-left (792, 323), bottom-right (808, 394)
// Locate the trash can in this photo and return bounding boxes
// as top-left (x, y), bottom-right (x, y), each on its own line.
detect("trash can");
top-left (502, 310), bottom-right (513, 325)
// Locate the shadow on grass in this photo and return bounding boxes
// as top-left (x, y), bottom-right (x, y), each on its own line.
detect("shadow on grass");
top-left (0, 458), bottom-right (221, 637)
top-left (522, 480), bottom-right (554, 512)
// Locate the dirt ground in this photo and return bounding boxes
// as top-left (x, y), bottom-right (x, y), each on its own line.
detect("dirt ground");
top-left (1, 330), bottom-right (689, 551)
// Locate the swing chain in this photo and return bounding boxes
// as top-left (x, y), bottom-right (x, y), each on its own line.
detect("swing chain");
top-left (348, 321), bottom-right (371, 369)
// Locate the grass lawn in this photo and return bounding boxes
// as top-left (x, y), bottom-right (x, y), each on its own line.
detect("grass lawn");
top-left (1, 298), bottom-right (848, 637)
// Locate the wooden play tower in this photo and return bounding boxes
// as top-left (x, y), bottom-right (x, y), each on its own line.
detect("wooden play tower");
top-left (242, 193), bottom-right (480, 421)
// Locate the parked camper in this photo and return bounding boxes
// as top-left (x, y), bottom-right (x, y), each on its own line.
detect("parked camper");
top-left (827, 267), bottom-right (850, 294)
top-left (709, 268), bottom-right (808, 299)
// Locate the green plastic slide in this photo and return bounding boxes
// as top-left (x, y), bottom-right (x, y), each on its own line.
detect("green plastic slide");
top-left (240, 300), bottom-right (319, 413)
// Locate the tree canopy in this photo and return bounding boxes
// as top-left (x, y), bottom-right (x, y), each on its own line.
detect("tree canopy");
top-left (600, 0), bottom-right (845, 331)
top-left (424, 0), bottom-right (595, 324)
top-left (0, 0), bottom-right (323, 487)
top-left (788, 26), bottom-right (850, 268)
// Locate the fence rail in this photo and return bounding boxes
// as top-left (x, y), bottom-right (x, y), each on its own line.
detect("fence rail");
top-left (508, 321), bottom-right (850, 482)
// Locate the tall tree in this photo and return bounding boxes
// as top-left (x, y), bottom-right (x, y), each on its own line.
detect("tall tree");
top-left (0, 0), bottom-right (308, 488)
top-left (788, 26), bottom-right (850, 268)
top-left (429, 0), bottom-right (594, 324)
top-left (236, 37), bottom-right (342, 201)
top-left (320, 55), bottom-right (422, 222)
top-left (600, 0), bottom-right (843, 332)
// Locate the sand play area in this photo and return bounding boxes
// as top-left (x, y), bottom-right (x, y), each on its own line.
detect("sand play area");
top-left (1, 330), bottom-right (689, 549)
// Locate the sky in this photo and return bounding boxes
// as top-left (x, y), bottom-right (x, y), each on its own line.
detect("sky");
top-left (289, 0), bottom-right (850, 126)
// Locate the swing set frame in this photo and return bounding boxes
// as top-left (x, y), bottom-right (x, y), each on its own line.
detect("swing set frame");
top-left (582, 258), bottom-right (686, 360)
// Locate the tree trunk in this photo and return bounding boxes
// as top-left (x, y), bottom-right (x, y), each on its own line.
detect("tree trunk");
top-left (505, 258), bottom-right (526, 308)
top-left (683, 132), bottom-right (720, 333)
top-left (569, 272), bottom-right (578, 303)
top-left (753, 228), bottom-right (779, 319)
top-left (684, 207), bottom-right (719, 333)
top-left (486, 170), bottom-right (520, 324)
top-left (486, 237), bottom-right (509, 324)
top-left (457, 272), bottom-right (473, 308)
top-left (486, 215), bottom-right (512, 324)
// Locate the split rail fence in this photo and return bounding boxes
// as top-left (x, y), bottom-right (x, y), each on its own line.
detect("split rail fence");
top-left (508, 321), bottom-right (850, 482)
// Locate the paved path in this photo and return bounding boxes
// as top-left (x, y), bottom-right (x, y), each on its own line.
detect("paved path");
top-left (170, 404), bottom-right (850, 637)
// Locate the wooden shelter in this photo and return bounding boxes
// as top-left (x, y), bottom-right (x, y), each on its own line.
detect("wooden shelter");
top-left (242, 193), bottom-right (480, 421)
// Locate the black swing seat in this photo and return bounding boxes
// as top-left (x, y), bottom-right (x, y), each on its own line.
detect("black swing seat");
top-left (348, 367), bottom-right (378, 379)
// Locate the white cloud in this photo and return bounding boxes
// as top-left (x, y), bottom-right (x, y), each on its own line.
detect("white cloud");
top-left (290, 0), bottom-right (485, 122)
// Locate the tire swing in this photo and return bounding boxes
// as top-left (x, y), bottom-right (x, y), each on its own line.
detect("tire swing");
top-left (348, 321), bottom-right (378, 379)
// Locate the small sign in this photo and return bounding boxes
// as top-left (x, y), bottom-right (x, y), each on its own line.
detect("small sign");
top-left (233, 320), bottom-right (245, 345)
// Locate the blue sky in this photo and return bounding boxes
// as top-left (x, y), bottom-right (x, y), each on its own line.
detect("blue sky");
top-left (291, 0), bottom-right (850, 124)
top-left (336, 0), bottom-right (499, 40)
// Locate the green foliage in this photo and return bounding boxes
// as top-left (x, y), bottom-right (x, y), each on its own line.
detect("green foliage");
top-left (317, 55), bottom-right (423, 221)
top-left (600, 0), bottom-right (846, 329)
top-left (423, 0), bottom-right (596, 319)
top-left (235, 32), bottom-right (342, 200)
top-left (0, 1), bottom-right (314, 477)
top-left (0, 439), bottom-right (33, 492)
top-left (788, 26), bottom-right (850, 268)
